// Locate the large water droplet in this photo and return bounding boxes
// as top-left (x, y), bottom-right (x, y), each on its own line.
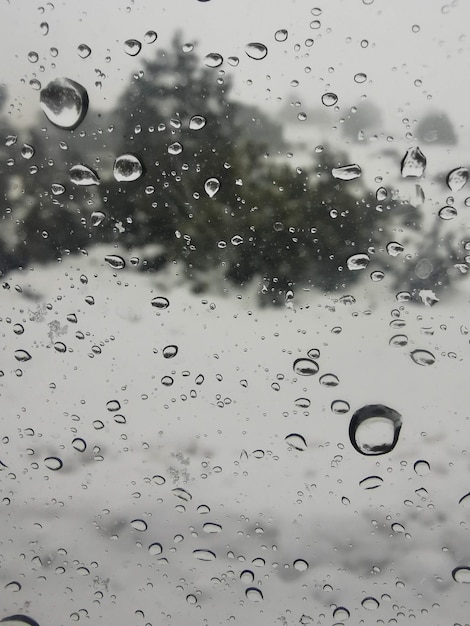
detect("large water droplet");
top-left (410, 349), bottom-right (435, 366)
top-left (361, 597), bottom-right (379, 611)
top-left (321, 92), bottom-right (338, 107)
top-left (349, 404), bottom-right (402, 456)
top-left (204, 177), bottom-right (220, 197)
top-left (240, 569), bottom-right (254, 583)
top-left (274, 29), bottom-right (288, 42)
top-left (333, 607), bottom-right (350, 621)
top-left (414, 459), bottom-right (430, 476)
top-left (104, 255), bottom-right (125, 270)
top-left (148, 542), bottom-right (162, 555)
top-left (203, 522), bottom-right (222, 533)
top-left (447, 167), bottom-right (468, 192)
top-left (401, 146), bottom-right (426, 177)
top-left (168, 142), bottom-right (183, 155)
top-left (144, 30), bottom-right (158, 44)
top-left (389, 334), bottom-right (408, 347)
top-left (293, 559), bottom-right (309, 571)
top-left (124, 39), bottom-right (142, 56)
top-left (245, 587), bottom-right (263, 601)
top-left (189, 115), bottom-right (207, 130)
top-left (151, 296), bottom-right (170, 309)
top-left (69, 164), bottom-right (100, 186)
top-left (293, 358), bottom-right (319, 376)
top-left (193, 549), bottom-right (216, 561)
top-left (331, 399), bottom-right (350, 414)
top-left (438, 205), bottom-right (457, 220)
top-left (347, 253), bottom-right (370, 271)
top-left (204, 53), bottom-right (223, 68)
top-left (332, 164), bottom-right (362, 180)
top-left (130, 519), bottom-right (147, 531)
top-left (162, 345), bottom-right (178, 358)
top-left (40, 78), bottom-right (89, 130)
top-left (319, 373), bottom-right (339, 387)
top-left (14, 350), bottom-right (31, 362)
top-left (72, 437), bottom-right (87, 452)
top-left (245, 42), bottom-right (268, 60)
top-left (172, 487), bottom-right (192, 501)
top-left (44, 456), bottom-right (63, 470)
top-left (285, 433), bottom-right (307, 451)
top-left (113, 154), bottom-right (143, 182)
top-left (453, 567), bottom-right (470, 583)
top-left (91, 211), bottom-right (106, 226)
top-left (77, 44), bottom-right (91, 58)
top-left (386, 241), bottom-right (404, 256)
top-left (359, 475), bottom-right (383, 490)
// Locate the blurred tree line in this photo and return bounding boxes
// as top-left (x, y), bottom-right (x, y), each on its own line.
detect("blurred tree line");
top-left (0, 34), bottom-right (466, 302)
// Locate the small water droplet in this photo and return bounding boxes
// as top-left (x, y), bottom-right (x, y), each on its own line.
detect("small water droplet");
top-left (354, 72), bottom-right (367, 83)
top-left (293, 358), bottom-right (319, 376)
top-left (293, 559), bottom-right (309, 572)
top-left (162, 345), bottom-right (178, 358)
top-left (295, 397), bottom-right (311, 408)
top-left (386, 241), bottom-right (404, 256)
top-left (172, 487), bottom-right (192, 501)
top-left (51, 183), bottom-right (65, 195)
top-left (54, 341), bottom-right (66, 353)
top-left (414, 459), bottom-right (430, 476)
top-left (347, 253), bottom-right (370, 271)
top-left (5, 581), bottom-right (21, 592)
top-left (104, 255), bottom-right (125, 270)
top-left (204, 177), bottom-right (220, 197)
top-left (168, 141), bottom-right (183, 155)
top-left (77, 44), bottom-right (91, 58)
top-left (240, 569), bottom-right (254, 583)
top-left (285, 433), bottom-right (307, 451)
top-left (370, 270), bottom-right (384, 282)
top-left (439, 205), bottom-right (457, 220)
top-left (40, 77), bottom-right (89, 130)
top-left (376, 186), bottom-right (387, 201)
top-left (447, 167), bottom-right (468, 191)
top-left (189, 115), bottom-right (207, 130)
top-left (401, 146), bottom-right (426, 178)
top-left (69, 164), bottom-right (100, 186)
top-left (144, 30), bottom-right (158, 44)
top-left (274, 29), bottom-right (288, 42)
top-left (113, 154), bottom-right (143, 182)
top-left (319, 373), bottom-right (339, 387)
top-left (21, 144), bottom-right (35, 159)
top-left (130, 519), bottom-right (147, 531)
top-left (106, 400), bottom-right (121, 412)
top-left (349, 404), bottom-right (402, 456)
top-left (72, 437), bottom-right (86, 452)
top-left (28, 51), bottom-right (39, 63)
top-left (333, 607), bottom-right (350, 621)
top-left (193, 549), bottom-right (216, 561)
top-left (148, 542), bottom-right (162, 555)
top-left (227, 56), bottom-right (239, 66)
top-left (321, 92), bottom-right (338, 107)
top-left (91, 211), bottom-right (106, 226)
top-left (13, 324), bottom-right (24, 335)
top-left (204, 52), bottom-right (223, 68)
top-left (453, 567), bottom-right (470, 583)
top-left (362, 596), bottom-right (379, 610)
top-left (151, 296), bottom-right (169, 309)
top-left (15, 350), bottom-right (32, 362)
top-left (245, 587), bottom-right (263, 601)
top-left (359, 475), bottom-right (383, 490)
top-left (245, 42), bottom-right (268, 60)
top-left (331, 400), bottom-right (350, 414)
top-left (389, 334), bottom-right (408, 347)
top-left (410, 349), bottom-right (435, 366)
top-left (203, 522), bottom-right (222, 533)
top-left (124, 39), bottom-right (142, 56)
top-left (44, 456), bottom-right (63, 470)
top-left (332, 164), bottom-right (361, 180)
top-left (186, 594), bottom-right (197, 605)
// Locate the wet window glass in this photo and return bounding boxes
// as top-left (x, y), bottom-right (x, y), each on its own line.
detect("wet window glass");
top-left (1, 1), bottom-right (470, 624)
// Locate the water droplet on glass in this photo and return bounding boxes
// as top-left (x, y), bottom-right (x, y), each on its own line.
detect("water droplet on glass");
top-left (40, 77), bottom-right (89, 130)
top-left (173, 487), bottom-right (192, 501)
top-left (414, 459), bottom-right (430, 476)
top-left (28, 51), bottom-right (39, 63)
top-left (349, 404), bottom-right (402, 456)
top-left (91, 211), bottom-right (106, 226)
top-left (104, 255), bottom-right (125, 270)
top-left (168, 141), bottom-right (183, 155)
top-left (77, 44), bottom-right (91, 58)
top-left (113, 154), bottom-right (143, 182)
top-left (204, 52), bottom-right (223, 68)
top-left (227, 56), bottom-right (239, 66)
top-left (186, 594), bottom-right (197, 605)
top-left (21, 144), bottom-right (35, 159)
top-left (13, 324), bottom-right (24, 335)
top-left (362, 596), bottom-right (379, 610)
top-left (5, 581), bottom-right (21, 592)
top-left (331, 400), bottom-right (350, 414)
top-left (240, 569), bottom-right (254, 583)
top-left (69, 164), bottom-right (100, 186)
top-left (144, 30), bottom-right (158, 44)
top-left (295, 397), bottom-right (311, 408)
top-left (54, 341), bottom-right (66, 353)
top-left (245, 587), bottom-right (263, 601)
top-left (439, 205), bottom-right (457, 220)
top-left (204, 177), bottom-right (220, 197)
top-left (130, 519), bottom-right (147, 531)
top-left (285, 433), bottom-right (307, 451)
top-left (359, 475), bottom-right (383, 490)
top-left (72, 437), bottom-right (86, 452)
top-left (293, 358), bottom-right (319, 376)
top-left (410, 349), bottom-right (435, 366)
top-left (162, 345), bottom-right (178, 358)
top-left (354, 72), bottom-right (367, 83)
top-left (319, 373), bottom-right (339, 387)
top-left (347, 253), bottom-right (369, 271)
top-left (275, 29), bottom-right (288, 42)
top-left (203, 522), bottom-right (222, 533)
top-left (386, 241), bottom-right (404, 256)
top-left (51, 183), bottom-right (65, 195)
top-left (332, 164), bottom-right (362, 180)
top-left (453, 567), bottom-right (470, 583)
top-left (245, 42), bottom-right (268, 60)
top-left (148, 542), bottom-right (162, 555)
top-left (389, 334), bottom-right (408, 347)
top-left (44, 456), bottom-right (63, 470)
top-left (151, 296), bottom-right (170, 309)
top-left (189, 115), bottom-right (207, 130)
top-left (15, 350), bottom-right (32, 362)
top-left (124, 39), bottom-right (142, 56)
top-left (447, 167), bottom-right (468, 191)
top-left (293, 559), bottom-right (309, 571)
top-left (376, 186), bottom-right (387, 201)
top-left (401, 146), bottom-right (426, 178)
top-left (370, 270), bottom-right (384, 281)
top-left (459, 492), bottom-right (470, 508)
top-left (333, 607), bottom-right (350, 621)
top-left (193, 549), bottom-right (216, 561)
top-left (321, 92), bottom-right (338, 107)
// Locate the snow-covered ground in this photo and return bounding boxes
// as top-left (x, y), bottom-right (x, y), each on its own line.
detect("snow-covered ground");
top-left (1, 249), bottom-right (470, 626)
